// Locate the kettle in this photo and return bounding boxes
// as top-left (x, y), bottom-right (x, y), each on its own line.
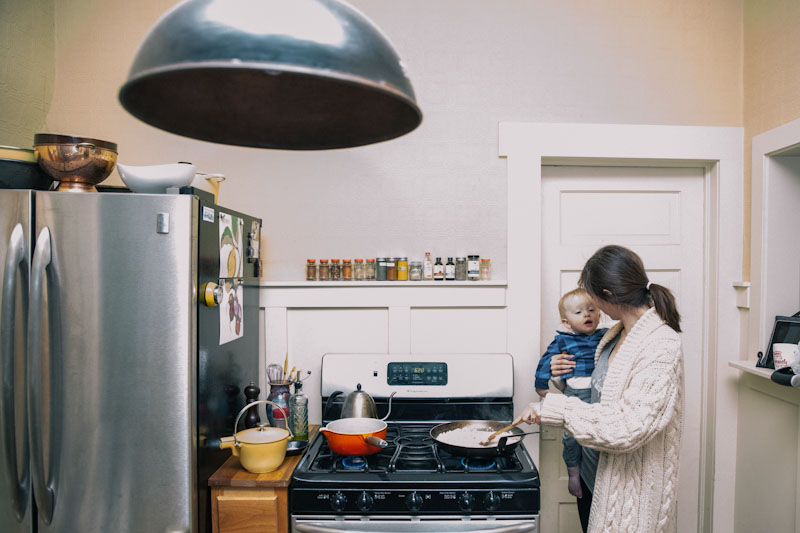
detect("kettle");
top-left (325, 384), bottom-right (395, 420)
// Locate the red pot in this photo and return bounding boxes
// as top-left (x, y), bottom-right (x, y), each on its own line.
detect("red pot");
top-left (319, 418), bottom-right (388, 456)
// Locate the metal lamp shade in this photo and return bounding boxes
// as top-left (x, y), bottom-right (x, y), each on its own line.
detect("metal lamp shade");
top-left (118, 0), bottom-right (422, 150)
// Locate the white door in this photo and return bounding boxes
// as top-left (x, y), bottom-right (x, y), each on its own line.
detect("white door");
top-left (538, 165), bottom-right (704, 533)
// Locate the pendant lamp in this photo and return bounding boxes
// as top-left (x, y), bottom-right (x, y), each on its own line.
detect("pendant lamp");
top-left (118, 0), bottom-right (422, 150)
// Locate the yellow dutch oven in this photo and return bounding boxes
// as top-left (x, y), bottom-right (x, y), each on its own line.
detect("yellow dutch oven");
top-left (220, 400), bottom-right (293, 473)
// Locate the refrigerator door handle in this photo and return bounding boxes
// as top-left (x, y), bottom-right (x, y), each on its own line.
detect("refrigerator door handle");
top-left (27, 226), bottom-right (58, 524)
top-left (1, 223), bottom-right (30, 521)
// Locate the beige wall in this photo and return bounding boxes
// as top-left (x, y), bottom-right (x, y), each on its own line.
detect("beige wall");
top-left (0, 0), bottom-right (55, 147)
top-left (35, 0), bottom-right (743, 280)
top-left (743, 0), bottom-right (800, 281)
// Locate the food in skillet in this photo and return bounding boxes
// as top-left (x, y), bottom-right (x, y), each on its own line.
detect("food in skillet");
top-left (435, 426), bottom-right (521, 448)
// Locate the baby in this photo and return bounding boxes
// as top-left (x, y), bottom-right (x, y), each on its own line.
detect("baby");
top-left (535, 288), bottom-right (606, 498)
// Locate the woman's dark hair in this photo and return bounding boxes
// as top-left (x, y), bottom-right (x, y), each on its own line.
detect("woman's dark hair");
top-left (579, 245), bottom-right (681, 332)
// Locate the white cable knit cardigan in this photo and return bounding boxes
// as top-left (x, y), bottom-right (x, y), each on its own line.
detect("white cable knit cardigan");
top-left (539, 307), bottom-right (684, 533)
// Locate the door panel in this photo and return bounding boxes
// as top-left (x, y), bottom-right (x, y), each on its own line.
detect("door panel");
top-left (539, 166), bottom-right (704, 533)
top-left (0, 191), bottom-right (32, 533)
top-left (32, 192), bottom-right (196, 532)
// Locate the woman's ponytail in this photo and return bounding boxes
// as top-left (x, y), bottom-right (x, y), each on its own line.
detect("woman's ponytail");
top-left (648, 283), bottom-right (682, 333)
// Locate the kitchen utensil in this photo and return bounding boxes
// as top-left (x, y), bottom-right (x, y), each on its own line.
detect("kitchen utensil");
top-left (285, 439), bottom-right (309, 456)
top-left (219, 400), bottom-right (293, 473)
top-left (430, 420), bottom-right (527, 458)
top-left (324, 384), bottom-right (396, 420)
top-left (116, 161), bottom-right (196, 193)
top-left (33, 133), bottom-right (118, 192)
top-left (196, 173), bottom-right (225, 203)
top-left (0, 145), bottom-right (54, 190)
top-left (267, 363), bottom-right (283, 384)
top-left (283, 352), bottom-right (289, 380)
top-left (480, 417), bottom-right (524, 446)
top-left (318, 417), bottom-right (388, 456)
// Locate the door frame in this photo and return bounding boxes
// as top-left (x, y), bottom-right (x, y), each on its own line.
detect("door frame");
top-left (499, 122), bottom-right (743, 533)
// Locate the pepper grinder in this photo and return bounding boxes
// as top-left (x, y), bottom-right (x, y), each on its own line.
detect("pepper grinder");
top-left (244, 381), bottom-right (261, 428)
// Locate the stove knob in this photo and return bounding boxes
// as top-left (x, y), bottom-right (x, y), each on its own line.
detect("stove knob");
top-left (356, 491), bottom-right (374, 512)
top-left (330, 491), bottom-right (347, 512)
top-left (484, 491), bottom-right (500, 511)
top-left (457, 492), bottom-right (474, 511)
top-left (405, 491), bottom-right (423, 512)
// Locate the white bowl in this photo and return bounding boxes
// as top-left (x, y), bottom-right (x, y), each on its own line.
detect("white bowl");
top-left (117, 162), bottom-right (196, 193)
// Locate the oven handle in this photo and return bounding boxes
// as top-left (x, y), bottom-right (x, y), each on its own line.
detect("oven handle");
top-left (295, 523), bottom-right (537, 533)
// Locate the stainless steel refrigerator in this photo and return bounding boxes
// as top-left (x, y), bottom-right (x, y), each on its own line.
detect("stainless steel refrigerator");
top-left (0, 188), bottom-right (261, 532)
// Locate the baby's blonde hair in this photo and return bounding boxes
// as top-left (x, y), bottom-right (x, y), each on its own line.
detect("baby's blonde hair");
top-left (558, 288), bottom-right (590, 319)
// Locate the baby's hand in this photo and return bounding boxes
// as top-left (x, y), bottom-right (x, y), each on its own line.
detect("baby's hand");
top-left (551, 351), bottom-right (577, 377)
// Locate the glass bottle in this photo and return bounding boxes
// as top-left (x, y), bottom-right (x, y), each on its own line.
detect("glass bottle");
top-left (376, 257), bottom-right (387, 281)
top-left (397, 257), bottom-right (408, 281)
top-left (365, 258), bottom-right (377, 280)
top-left (266, 381), bottom-right (290, 430)
top-left (455, 257), bottom-right (467, 280)
top-left (423, 252), bottom-right (433, 280)
top-left (354, 258), bottom-right (365, 280)
top-left (306, 259), bottom-right (317, 281)
top-left (318, 259), bottom-right (330, 281)
top-left (386, 258), bottom-right (398, 281)
top-left (445, 257), bottom-right (456, 281)
top-left (433, 257), bottom-right (444, 280)
top-left (330, 259), bottom-right (341, 280)
top-left (467, 255), bottom-right (480, 281)
top-left (342, 259), bottom-right (353, 281)
top-left (408, 261), bottom-right (423, 281)
top-left (480, 258), bottom-right (492, 280)
top-left (289, 381), bottom-right (309, 441)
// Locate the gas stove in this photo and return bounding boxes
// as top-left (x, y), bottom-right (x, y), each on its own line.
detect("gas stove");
top-left (290, 354), bottom-right (540, 533)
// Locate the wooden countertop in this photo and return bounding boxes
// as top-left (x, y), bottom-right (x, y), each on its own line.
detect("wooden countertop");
top-left (209, 426), bottom-right (318, 489)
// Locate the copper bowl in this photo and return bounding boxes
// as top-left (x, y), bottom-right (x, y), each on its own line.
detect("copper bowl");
top-left (33, 134), bottom-right (118, 192)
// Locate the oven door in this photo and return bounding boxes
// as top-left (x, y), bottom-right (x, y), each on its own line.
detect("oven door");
top-left (292, 515), bottom-right (539, 533)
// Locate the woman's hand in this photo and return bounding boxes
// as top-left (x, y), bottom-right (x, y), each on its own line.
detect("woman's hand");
top-left (551, 351), bottom-right (577, 377)
top-left (518, 403), bottom-right (541, 425)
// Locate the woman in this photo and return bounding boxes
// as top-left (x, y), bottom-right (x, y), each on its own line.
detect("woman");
top-left (521, 245), bottom-right (684, 533)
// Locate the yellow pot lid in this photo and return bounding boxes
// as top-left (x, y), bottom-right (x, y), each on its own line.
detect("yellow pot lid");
top-left (0, 145), bottom-right (36, 163)
top-left (237, 427), bottom-right (289, 445)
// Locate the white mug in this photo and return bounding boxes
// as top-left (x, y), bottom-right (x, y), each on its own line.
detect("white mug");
top-left (772, 343), bottom-right (798, 370)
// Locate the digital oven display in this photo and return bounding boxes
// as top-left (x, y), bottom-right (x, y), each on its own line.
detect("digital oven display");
top-left (387, 362), bottom-right (447, 385)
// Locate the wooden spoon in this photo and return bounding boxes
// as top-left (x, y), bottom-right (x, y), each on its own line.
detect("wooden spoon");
top-left (480, 417), bottom-right (524, 446)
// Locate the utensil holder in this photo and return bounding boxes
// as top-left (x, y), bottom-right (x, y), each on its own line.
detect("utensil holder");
top-left (266, 382), bottom-right (291, 429)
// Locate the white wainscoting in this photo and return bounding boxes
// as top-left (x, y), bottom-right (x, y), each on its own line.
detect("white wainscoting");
top-left (258, 281), bottom-right (508, 425)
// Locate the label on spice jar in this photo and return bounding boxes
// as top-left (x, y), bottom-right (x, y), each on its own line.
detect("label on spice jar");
top-left (468, 259), bottom-right (480, 280)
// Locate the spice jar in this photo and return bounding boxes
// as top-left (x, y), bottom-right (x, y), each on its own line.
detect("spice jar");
top-left (445, 257), bottom-right (456, 281)
top-left (330, 259), bottom-right (341, 281)
top-left (306, 259), bottom-right (317, 281)
top-left (397, 257), bottom-right (408, 281)
top-left (386, 258), bottom-right (398, 281)
top-left (409, 261), bottom-right (423, 281)
top-left (455, 257), bottom-right (467, 280)
top-left (467, 255), bottom-right (480, 281)
top-left (365, 258), bottom-right (376, 280)
top-left (318, 259), bottom-right (330, 281)
top-left (376, 257), bottom-right (387, 281)
top-left (354, 258), bottom-right (365, 280)
top-left (433, 257), bottom-right (444, 280)
top-left (342, 259), bottom-right (353, 281)
top-left (480, 258), bottom-right (492, 280)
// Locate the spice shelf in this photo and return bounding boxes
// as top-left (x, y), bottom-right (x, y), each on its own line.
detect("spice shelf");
top-left (259, 280), bottom-right (507, 287)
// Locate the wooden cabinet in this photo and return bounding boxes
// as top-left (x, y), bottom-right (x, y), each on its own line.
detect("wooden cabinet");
top-left (209, 427), bottom-right (318, 533)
